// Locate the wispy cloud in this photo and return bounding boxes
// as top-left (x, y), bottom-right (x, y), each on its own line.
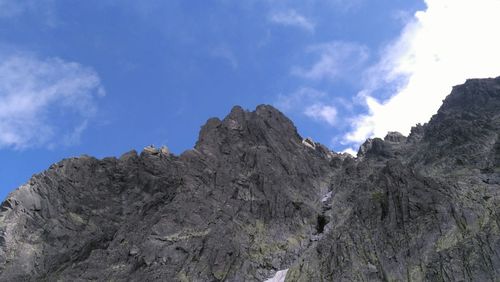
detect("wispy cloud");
top-left (274, 41), bottom-right (368, 129)
top-left (304, 104), bottom-right (337, 125)
top-left (210, 45), bottom-right (238, 69)
top-left (0, 0), bottom-right (56, 25)
top-left (276, 87), bottom-right (326, 111)
top-left (344, 0), bottom-right (500, 148)
top-left (327, 0), bottom-right (364, 13)
top-left (0, 53), bottom-right (104, 149)
top-left (0, 0), bottom-right (34, 18)
top-left (269, 9), bottom-right (315, 32)
top-left (276, 87), bottom-right (338, 126)
top-left (291, 41), bottom-right (369, 81)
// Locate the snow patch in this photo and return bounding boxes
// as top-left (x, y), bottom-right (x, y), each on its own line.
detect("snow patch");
top-left (264, 269), bottom-right (288, 282)
top-left (302, 137), bottom-right (316, 149)
top-left (321, 191), bottom-right (332, 203)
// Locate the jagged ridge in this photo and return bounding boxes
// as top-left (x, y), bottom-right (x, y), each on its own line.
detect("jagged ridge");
top-left (0, 77), bottom-right (500, 281)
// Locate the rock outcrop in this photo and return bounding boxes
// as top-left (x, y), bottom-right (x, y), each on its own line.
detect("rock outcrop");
top-left (1, 77), bottom-right (500, 281)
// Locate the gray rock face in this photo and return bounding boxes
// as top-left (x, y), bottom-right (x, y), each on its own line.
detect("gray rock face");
top-left (1, 77), bottom-right (500, 281)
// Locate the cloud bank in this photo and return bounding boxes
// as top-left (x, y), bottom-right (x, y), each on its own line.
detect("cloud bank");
top-left (0, 53), bottom-right (104, 149)
top-left (345, 0), bottom-right (500, 146)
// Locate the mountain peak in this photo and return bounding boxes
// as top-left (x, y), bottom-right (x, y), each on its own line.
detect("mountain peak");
top-left (2, 78), bottom-right (500, 281)
top-left (195, 104), bottom-right (301, 155)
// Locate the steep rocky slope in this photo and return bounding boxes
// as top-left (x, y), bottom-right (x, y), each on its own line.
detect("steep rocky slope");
top-left (1, 77), bottom-right (500, 281)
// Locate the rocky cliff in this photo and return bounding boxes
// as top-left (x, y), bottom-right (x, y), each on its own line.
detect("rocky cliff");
top-left (1, 77), bottom-right (500, 281)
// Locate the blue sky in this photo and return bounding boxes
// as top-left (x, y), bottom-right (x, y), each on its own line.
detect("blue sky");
top-left (1, 0), bottom-right (500, 201)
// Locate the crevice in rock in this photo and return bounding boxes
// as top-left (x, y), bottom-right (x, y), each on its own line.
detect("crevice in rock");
top-left (316, 215), bottom-right (328, 234)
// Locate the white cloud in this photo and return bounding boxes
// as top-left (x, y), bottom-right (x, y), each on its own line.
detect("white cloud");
top-left (0, 53), bottom-right (104, 149)
top-left (275, 42), bottom-right (367, 128)
top-left (276, 87), bottom-right (326, 111)
top-left (275, 87), bottom-right (339, 126)
top-left (341, 147), bottom-right (357, 156)
top-left (304, 104), bottom-right (337, 125)
top-left (345, 0), bottom-right (500, 145)
top-left (292, 41), bottom-right (369, 81)
top-left (269, 9), bottom-right (315, 32)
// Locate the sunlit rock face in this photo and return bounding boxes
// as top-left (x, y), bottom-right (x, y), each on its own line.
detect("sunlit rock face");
top-left (1, 77), bottom-right (500, 281)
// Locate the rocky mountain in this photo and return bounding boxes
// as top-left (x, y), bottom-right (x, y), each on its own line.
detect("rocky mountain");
top-left (1, 77), bottom-right (500, 281)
